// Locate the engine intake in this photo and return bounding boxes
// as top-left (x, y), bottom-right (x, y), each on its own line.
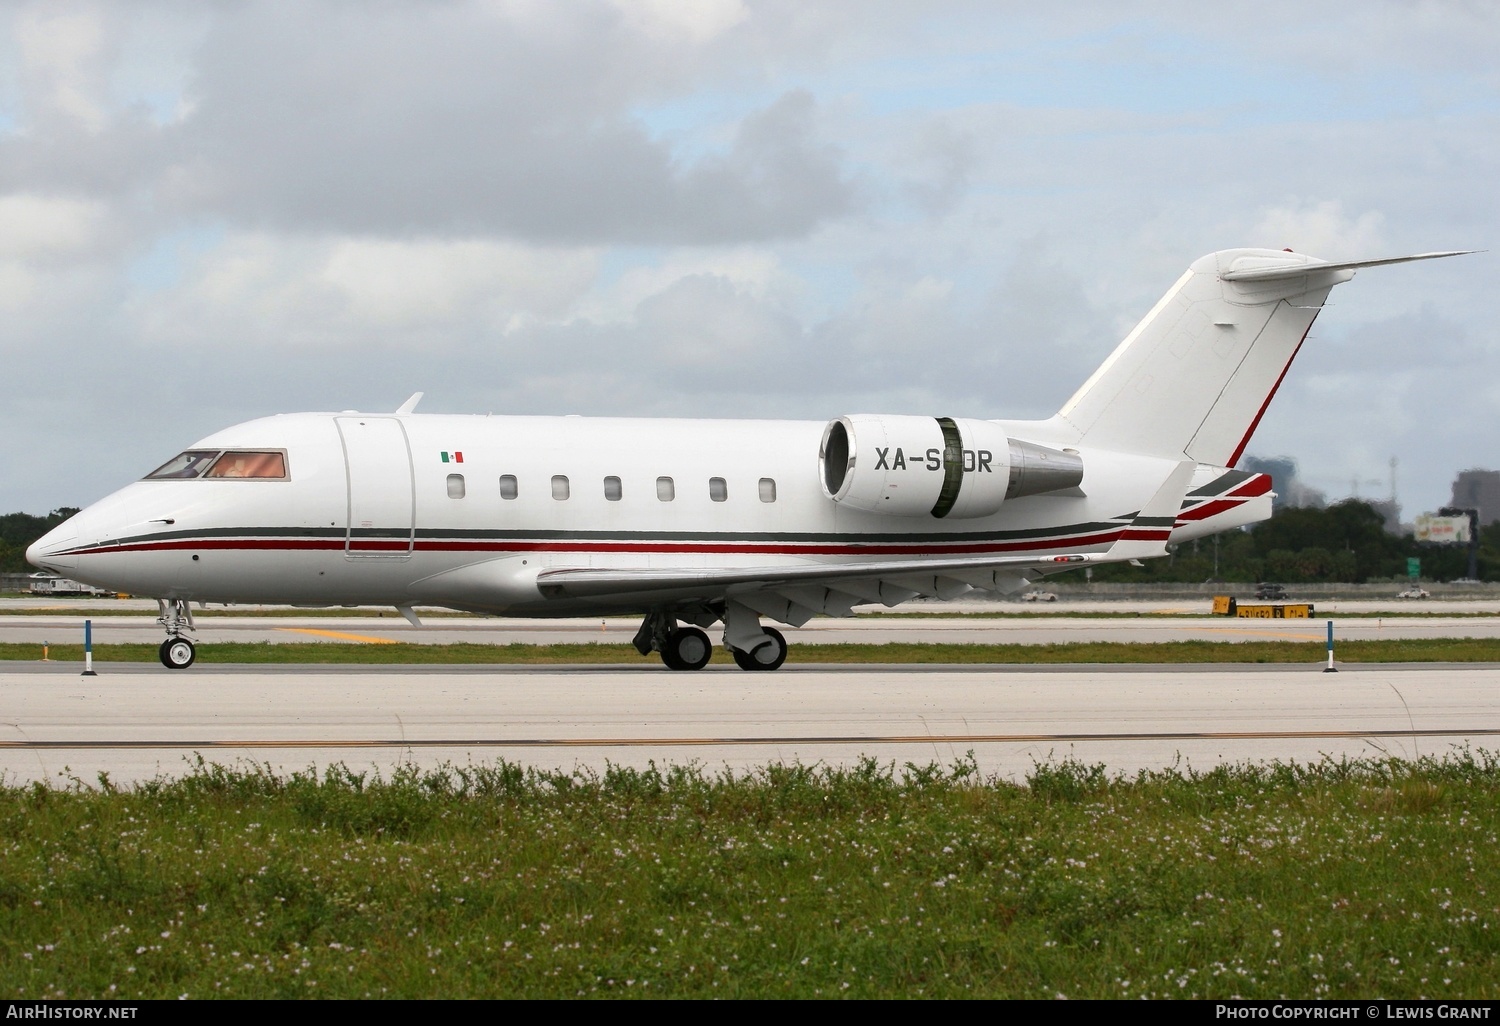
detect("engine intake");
top-left (820, 415), bottom-right (1083, 519)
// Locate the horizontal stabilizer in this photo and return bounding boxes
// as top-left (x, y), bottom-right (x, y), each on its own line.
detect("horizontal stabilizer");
top-left (1103, 461), bottom-right (1196, 562)
top-left (1221, 250), bottom-right (1477, 282)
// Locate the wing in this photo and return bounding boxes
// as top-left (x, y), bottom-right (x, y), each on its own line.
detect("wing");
top-left (536, 462), bottom-right (1197, 626)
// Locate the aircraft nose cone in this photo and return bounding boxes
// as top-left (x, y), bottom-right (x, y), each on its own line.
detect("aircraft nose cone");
top-left (26, 516), bottom-right (83, 573)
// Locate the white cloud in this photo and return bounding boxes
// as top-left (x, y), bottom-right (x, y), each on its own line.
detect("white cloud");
top-left (1248, 199), bottom-right (1388, 258)
top-left (321, 239), bottom-right (599, 327)
top-left (0, 192), bottom-right (108, 258)
top-left (130, 232), bottom-right (601, 349)
top-left (14, 6), bottom-right (112, 132)
top-left (606, 0), bottom-right (748, 45)
top-left (579, 248), bottom-right (793, 322)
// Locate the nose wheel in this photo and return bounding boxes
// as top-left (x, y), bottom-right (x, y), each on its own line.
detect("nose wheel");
top-left (156, 598), bottom-right (198, 669)
top-left (159, 637), bottom-right (196, 669)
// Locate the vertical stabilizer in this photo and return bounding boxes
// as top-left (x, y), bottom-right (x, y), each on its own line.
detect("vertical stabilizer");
top-left (1054, 249), bottom-right (1351, 466)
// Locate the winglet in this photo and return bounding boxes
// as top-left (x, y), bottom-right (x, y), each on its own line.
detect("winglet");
top-left (395, 392), bottom-right (424, 415)
top-left (1103, 460), bottom-right (1197, 562)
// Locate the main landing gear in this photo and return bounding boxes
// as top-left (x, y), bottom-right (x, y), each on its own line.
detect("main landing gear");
top-left (661, 626), bottom-right (712, 671)
top-left (633, 604), bottom-right (790, 672)
top-left (731, 627), bottom-right (787, 671)
top-left (156, 598), bottom-right (197, 669)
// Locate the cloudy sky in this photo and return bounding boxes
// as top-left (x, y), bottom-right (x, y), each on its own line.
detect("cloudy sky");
top-left (1, 1), bottom-right (1495, 518)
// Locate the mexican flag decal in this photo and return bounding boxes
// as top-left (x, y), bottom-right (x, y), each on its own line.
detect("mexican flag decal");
top-left (440, 451), bottom-right (464, 463)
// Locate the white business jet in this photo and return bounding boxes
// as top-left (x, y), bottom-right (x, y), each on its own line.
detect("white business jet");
top-left (28, 247), bottom-right (1469, 671)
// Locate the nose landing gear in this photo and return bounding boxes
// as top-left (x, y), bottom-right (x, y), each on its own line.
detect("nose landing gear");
top-left (156, 599), bottom-right (197, 669)
top-left (159, 637), bottom-right (196, 669)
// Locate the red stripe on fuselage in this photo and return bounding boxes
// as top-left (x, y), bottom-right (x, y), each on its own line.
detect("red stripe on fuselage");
top-left (65, 529), bottom-right (1131, 559)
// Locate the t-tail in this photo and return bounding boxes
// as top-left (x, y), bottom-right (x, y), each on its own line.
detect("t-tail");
top-left (1049, 248), bottom-right (1473, 465)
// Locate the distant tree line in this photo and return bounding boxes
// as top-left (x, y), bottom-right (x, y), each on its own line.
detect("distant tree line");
top-left (0, 509), bottom-right (80, 573)
top-left (1078, 500), bottom-right (1499, 584)
top-left (2, 500), bottom-right (1495, 583)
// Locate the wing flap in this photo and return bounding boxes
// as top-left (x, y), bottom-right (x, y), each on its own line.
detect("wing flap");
top-left (535, 550), bottom-right (1089, 602)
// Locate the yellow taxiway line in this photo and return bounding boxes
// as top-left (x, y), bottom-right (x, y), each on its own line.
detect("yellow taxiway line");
top-left (275, 628), bottom-right (401, 645)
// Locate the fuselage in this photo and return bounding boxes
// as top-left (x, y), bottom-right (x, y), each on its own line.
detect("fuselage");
top-left (27, 410), bottom-right (1269, 615)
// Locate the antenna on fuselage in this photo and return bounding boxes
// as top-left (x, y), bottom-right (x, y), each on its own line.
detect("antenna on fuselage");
top-left (395, 392), bottom-right (424, 415)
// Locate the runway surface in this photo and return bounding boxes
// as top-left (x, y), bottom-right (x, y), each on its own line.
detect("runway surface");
top-left (3, 662), bottom-right (1496, 786)
top-left (4, 610), bottom-right (1499, 648)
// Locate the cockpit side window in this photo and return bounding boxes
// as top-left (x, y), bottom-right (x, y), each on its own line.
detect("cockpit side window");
top-left (145, 450), bottom-right (221, 480)
top-left (204, 451), bottom-right (288, 479)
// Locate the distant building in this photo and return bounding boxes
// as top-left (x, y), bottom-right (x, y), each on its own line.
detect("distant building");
top-left (1449, 469), bottom-right (1500, 526)
top-left (1240, 455), bottom-right (1326, 512)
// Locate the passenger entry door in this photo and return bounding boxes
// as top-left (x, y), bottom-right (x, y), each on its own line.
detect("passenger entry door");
top-left (336, 416), bottom-right (415, 556)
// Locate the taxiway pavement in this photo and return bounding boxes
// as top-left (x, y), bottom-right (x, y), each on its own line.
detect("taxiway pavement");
top-left (3, 662), bottom-right (1495, 786)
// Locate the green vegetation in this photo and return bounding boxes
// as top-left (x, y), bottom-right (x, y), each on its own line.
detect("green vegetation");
top-left (4, 753), bottom-right (1500, 998)
top-left (7, 637), bottom-right (1500, 665)
top-left (7, 499), bottom-right (1500, 584)
top-left (0, 508), bottom-right (78, 573)
top-left (1066, 499), bottom-right (1500, 585)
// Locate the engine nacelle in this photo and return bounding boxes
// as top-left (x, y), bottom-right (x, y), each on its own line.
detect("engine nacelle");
top-left (819, 415), bottom-right (1082, 519)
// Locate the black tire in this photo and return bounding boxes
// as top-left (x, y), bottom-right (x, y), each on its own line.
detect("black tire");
top-left (160, 637), bottom-right (196, 669)
top-left (662, 627), bottom-right (711, 671)
top-left (731, 627), bottom-right (787, 671)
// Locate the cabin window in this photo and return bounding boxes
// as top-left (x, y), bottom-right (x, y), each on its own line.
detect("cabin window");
top-left (446, 474), bottom-right (466, 499)
top-left (551, 475), bottom-right (570, 500)
top-left (656, 476), bottom-right (675, 501)
top-left (759, 477), bottom-right (777, 502)
top-left (604, 476), bottom-right (622, 501)
top-left (709, 477), bottom-right (728, 502)
top-left (205, 451), bottom-right (288, 479)
top-left (499, 475), bottom-right (518, 500)
top-left (144, 450), bottom-right (220, 480)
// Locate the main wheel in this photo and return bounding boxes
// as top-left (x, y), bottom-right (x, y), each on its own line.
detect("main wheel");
top-left (159, 638), bottom-right (196, 669)
top-left (731, 627), bottom-right (787, 671)
top-left (661, 627), bottom-right (711, 671)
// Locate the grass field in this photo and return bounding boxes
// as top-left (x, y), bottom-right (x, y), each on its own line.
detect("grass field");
top-left (6, 637), bottom-right (1500, 666)
top-left (3, 753), bottom-right (1499, 999)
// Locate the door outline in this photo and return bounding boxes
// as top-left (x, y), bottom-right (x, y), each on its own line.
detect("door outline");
top-left (336, 416), bottom-right (416, 557)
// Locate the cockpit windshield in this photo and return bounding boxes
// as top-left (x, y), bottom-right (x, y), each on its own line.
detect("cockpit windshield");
top-left (204, 451), bottom-right (287, 479)
top-left (145, 450), bottom-right (221, 479)
top-left (144, 450), bottom-right (288, 481)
